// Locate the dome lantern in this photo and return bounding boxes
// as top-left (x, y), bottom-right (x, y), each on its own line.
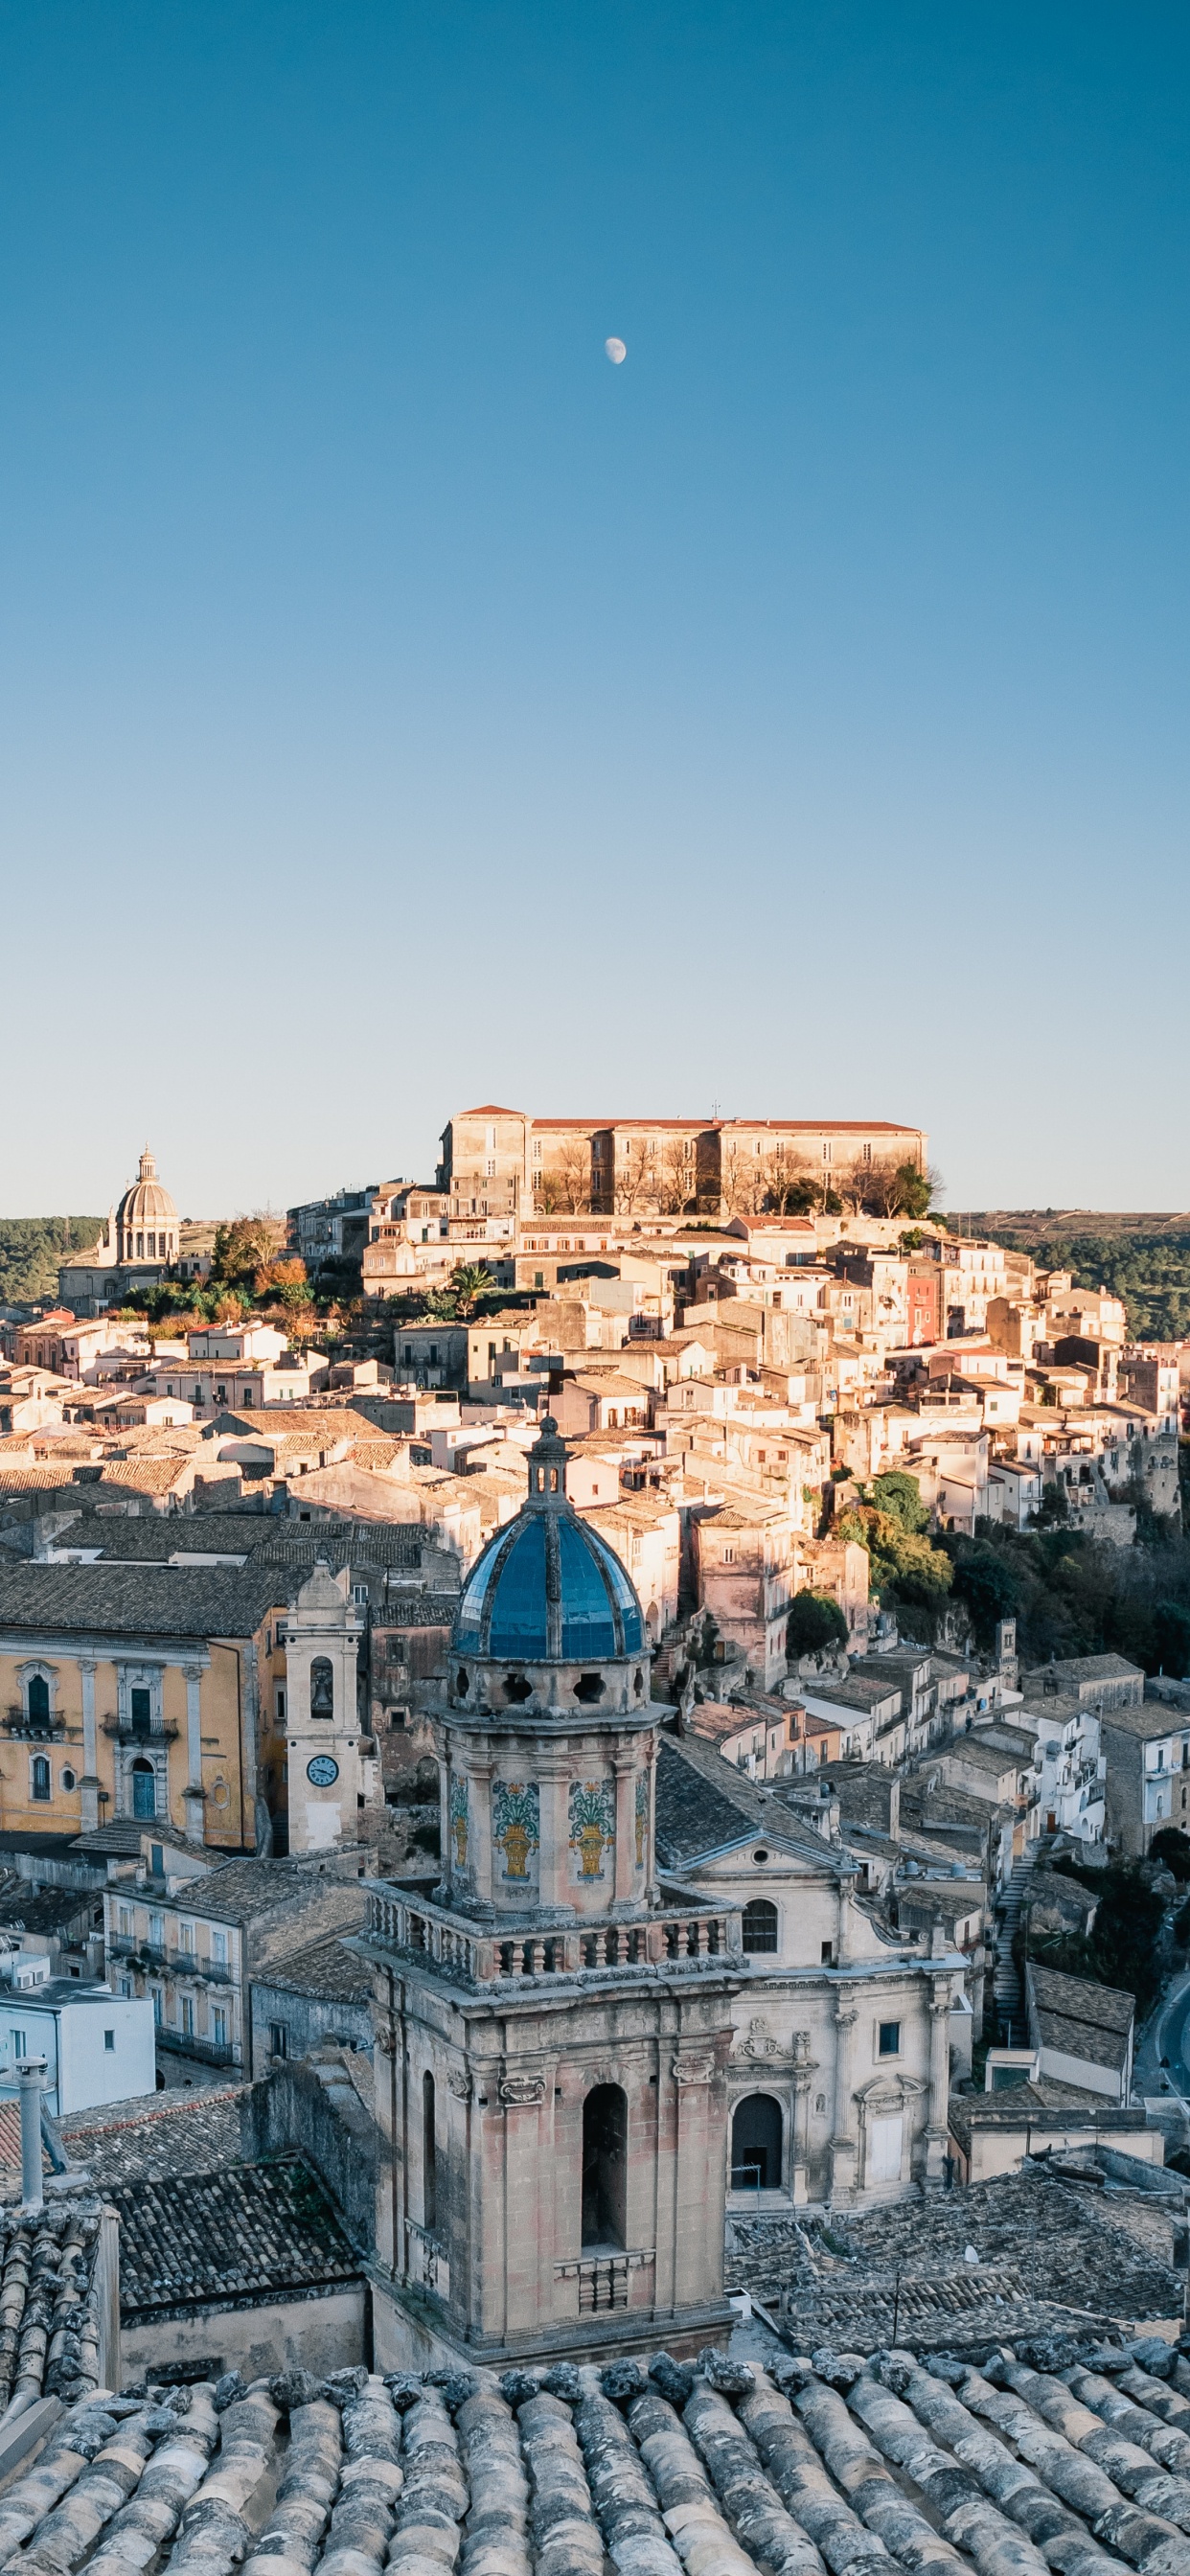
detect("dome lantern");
top-left (114, 1143), bottom-right (179, 1265)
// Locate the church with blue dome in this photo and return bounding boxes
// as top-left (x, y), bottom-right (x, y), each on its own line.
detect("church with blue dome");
top-left (365, 1413), bottom-right (746, 2373)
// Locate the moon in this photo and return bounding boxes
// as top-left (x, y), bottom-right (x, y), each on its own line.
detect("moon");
top-left (605, 336), bottom-right (627, 364)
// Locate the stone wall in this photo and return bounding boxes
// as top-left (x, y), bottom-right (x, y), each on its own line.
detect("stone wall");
top-left (240, 2050), bottom-right (378, 2253)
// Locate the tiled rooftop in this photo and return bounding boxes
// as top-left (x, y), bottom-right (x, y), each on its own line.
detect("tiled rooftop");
top-left (110, 2157), bottom-right (361, 2323)
top-left (0, 2201), bottom-right (104, 2406)
top-left (6, 2338), bottom-right (1190, 2574)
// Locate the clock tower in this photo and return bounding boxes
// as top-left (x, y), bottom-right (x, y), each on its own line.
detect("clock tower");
top-left (281, 1560), bottom-right (369, 1853)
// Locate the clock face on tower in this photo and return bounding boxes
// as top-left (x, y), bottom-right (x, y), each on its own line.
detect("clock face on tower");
top-left (306, 1754), bottom-right (339, 1787)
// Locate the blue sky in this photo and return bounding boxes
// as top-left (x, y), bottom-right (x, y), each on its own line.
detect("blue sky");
top-left (2, 3), bottom-right (1187, 1218)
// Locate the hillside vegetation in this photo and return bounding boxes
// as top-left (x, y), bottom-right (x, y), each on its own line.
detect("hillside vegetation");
top-left (968, 1211), bottom-right (1190, 1342)
top-left (0, 1220), bottom-right (103, 1306)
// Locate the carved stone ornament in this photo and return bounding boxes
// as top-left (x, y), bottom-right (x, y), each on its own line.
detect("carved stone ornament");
top-left (671, 2055), bottom-right (716, 2085)
top-left (734, 2016), bottom-right (782, 2059)
top-left (446, 2068), bottom-right (473, 2101)
top-left (373, 2016), bottom-right (396, 2057)
top-left (498, 2073), bottom-right (546, 2106)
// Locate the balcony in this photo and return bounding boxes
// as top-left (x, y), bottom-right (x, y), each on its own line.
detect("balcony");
top-left (4, 1707), bottom-right (67, 1743)
top-left (102, 1717), bottom-right (179, 1744)
top-left (360, 1882), bottom-right (743, 1990)
top-left (167, 1947), bottom-right (234, 1986)
top-left (155, 2027), bottom-right (237, 2068)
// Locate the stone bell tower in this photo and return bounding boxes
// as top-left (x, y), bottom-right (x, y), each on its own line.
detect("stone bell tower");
top-left (282, 1560), bottom-right (367, 1854)
top-left (361, 1419), bottom-right (747, 2372)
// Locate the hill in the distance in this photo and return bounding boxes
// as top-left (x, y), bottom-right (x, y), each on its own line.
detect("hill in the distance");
top-left (967, 1211), bottom-right (1190, 1343)
top-left (0, 1219), bottom-right (103, 1307)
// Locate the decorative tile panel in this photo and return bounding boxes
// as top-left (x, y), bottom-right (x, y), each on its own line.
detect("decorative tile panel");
top-left (492, 1778), bottom-right (539, 1884)
top-left (569, 1777), bottom-right (614, 1882)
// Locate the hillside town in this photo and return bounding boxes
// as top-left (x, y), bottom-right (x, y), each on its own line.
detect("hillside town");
top-left (0, 1108), bottom-right (1188, 2564)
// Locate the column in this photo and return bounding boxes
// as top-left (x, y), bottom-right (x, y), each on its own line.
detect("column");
top-left (925, 1981), bottom-right (952, 2184)
top-left (467, 1759), bottom-right (495, 1914)
top-left (79, 1661), bottom-right (101, 1833)
top-left (790, 2036), bottom-right (815, 2207)
top-left (612, 1749), bottom-right (635, 1909)
top-left (182, 1665), bottom-right (205, 1844)
top-left (537, 1755), bottom-right (572, 1915)
top-left (828, 2001), bottom-right (858, 2204)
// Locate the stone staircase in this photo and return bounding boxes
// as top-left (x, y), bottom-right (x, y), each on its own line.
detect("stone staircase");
top-left (992, 1852), bottom-right (1036, 2041)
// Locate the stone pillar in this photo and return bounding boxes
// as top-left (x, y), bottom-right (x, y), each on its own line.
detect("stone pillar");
top-left (925, 1982), bottom-right (952, 2183)
top-left (79, 1660), bottom-right (100, 1833)
top-left (182, 1664), bottom-right (205, 1844)
top-left (537, 1754), bottom-right (572, 1914)
top-left (828, 2001), bottom-right (858, 2204)
top-left (790, 2036), bottom-right (815, 2207)
top-left (468, 1759), bottom-right (494, 1913)
top-left (612, 1750), bottom-right (636, 1909)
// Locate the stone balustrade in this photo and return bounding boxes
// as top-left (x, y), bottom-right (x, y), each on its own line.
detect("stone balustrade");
top-left (362, 1881), bottom-right (741, 1988)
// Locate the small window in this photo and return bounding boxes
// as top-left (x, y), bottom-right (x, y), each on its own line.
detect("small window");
top-left (149, 1845), bottom-right (164, 1876)
top-left (878, 2020), bottom-right (901, 2058)
top-left (103, 2029), bottom-right (115, 2051)
top-left (11, 2030), bottom-right (27, 2061)
top-left (269, 2021), bottom-right (289, 2059)
top-left (60, 1768), bottom-right (76, 1792)
top-left (31, 1757), bottom-right (51, 1802)
top-left (821, 1940), bottom-right (835, 1966)
top-left (210, 1929), bottom-right (227, 1966)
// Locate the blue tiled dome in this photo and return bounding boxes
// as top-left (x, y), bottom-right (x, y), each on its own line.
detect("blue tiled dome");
top-left (454, 1507), bottom-right (645, 1663)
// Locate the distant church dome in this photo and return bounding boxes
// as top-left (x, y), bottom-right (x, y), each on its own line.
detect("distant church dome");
top-left (115, 1146), bottom-right (178, 1265)
top-left (454, 1417), bottom-right (645, 1663)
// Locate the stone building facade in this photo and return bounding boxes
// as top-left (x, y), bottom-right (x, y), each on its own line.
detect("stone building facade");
top-left (438, 1106), bottom-right (928, 1221)
top-left (361, 1418), bottom-right (747, 2370)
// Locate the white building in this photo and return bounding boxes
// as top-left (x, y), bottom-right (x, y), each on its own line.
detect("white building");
top-left (0, 1978), bottom-right (155, 2115)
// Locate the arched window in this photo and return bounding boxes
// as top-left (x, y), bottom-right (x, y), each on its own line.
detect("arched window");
top-left (310, 1658), bottom-right (334, 1718)
top-left (742, 1898), bottom-right (779, 1954)
top-left (732, 2093), bottom-right (783, 2190)
top-left (26, 1675), bottom-right (50, 1732)
top-left (582, 2083), bottom-right (627, 2250)
top-left (131, 1759), bottom-right (157, 1821)
top-left (31, 1756), bottom-right (51, 1804)
top-left (423, 2070), bottom-right (437, 2232)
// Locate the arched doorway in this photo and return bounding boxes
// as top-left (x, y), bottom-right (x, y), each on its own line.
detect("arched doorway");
top-left (26, 1675), bottom-right (50, 1731)
top-left (732, 2092), bottom-right (783, 2191)
top-left (131, 1758), bottom-right (157, 1821)
top-left (582, 2083), bottom-right (627, 2249)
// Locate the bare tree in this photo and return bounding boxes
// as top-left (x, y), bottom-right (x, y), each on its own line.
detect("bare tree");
top-left (614, 1138), bottom-right (655, 1214)
top-left (657, 1136), bottom-right (697, 1214)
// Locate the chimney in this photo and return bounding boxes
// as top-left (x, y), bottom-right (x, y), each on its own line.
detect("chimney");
top-left (16, 2057), bottom-right (46, 2213)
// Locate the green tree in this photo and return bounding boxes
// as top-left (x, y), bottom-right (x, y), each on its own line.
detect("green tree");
top-left (448, 1262), bottom-right (494, 1319)
top-left (1154, 1601), bottom-right (1190, 1677)
top-left (1149, 1828), bottom-right (1190, 1882)
top-left (949, 1542), bottom-right (1024, 1647)
top-left (211, 1214), bottom-right (286, 1290)
top-left (868, 1472), bottom-right (929, 1535)
top-left (786, 1592), bottom-right (848, 1658)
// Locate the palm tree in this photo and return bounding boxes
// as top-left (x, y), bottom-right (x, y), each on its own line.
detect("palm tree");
top-left (449, 1262), bottom-right (494, 1319)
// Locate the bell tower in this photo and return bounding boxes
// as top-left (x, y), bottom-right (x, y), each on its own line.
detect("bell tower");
top-left (362, 1418), bottom-right (746, 2372)
top-left (282, 1560), bottom-right (367, 1854)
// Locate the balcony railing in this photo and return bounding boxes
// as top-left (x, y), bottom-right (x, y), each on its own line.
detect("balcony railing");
top-left (107, 1933), bottom-right (234, 1984)
top-left (102, 1718), bottom-right (179, 1744)
top-left (155, 2027), bottom-right (237, 2067)
top-left (4, 1708), bottom-right (67, 1742)
top-left (360, 1882), bottom-right (742, 1989)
